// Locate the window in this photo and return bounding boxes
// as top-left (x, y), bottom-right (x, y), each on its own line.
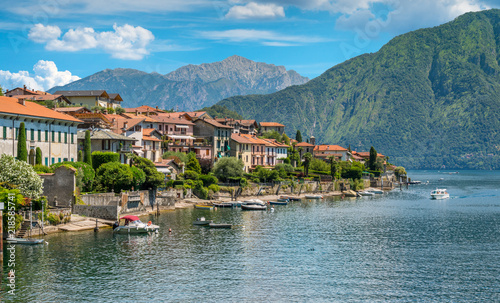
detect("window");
top-left (58, 131), bottom-right (61, 142)
top-left (52, 131), bottom-right (55, 142)
top-left (71, 158), bottom-right (74, 162)
top-left (38, 130), bottom-right (41, 141)
top-left (58, 158), bottom-right (61, 163)
top-left (51, 158), bottom-right (55, 164)
top-left (64, 132), bottom-right (67, 143)
top-left (71, 134), bottom-right (74, 144)
top-left (206, 149), bottom-right (209, 156)
top-left (246, 155), bottom-right (248, 162)
top-left (45, 130), bottom-right (48, 142)
top-left (30, 129), bottom-right (34, 141)
top-left (15, 128), bottom-right (17, 139)
top-left (217, 141), bottom-right (220, 148)
top-left (3, 126), bottom-right (6, 139)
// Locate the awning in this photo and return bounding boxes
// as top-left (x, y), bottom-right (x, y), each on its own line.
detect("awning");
top-left (156, 167), bottom-right (172, 174)
top-left (175, 125), bottom-right (189, 129)
top-left (120, 215), bottom-right (139, 221)
top-left (168, 135), bottom-right (195, 139)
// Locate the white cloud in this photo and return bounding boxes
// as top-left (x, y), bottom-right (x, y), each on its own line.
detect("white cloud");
top-left (29, 23), bottom-right (155, 60)
top-left (226, 2), bottom-right (285, 19)
top-left (0, 60), bottom-right (80, 91)
top-left (199, 29), bottom-right (328, 46)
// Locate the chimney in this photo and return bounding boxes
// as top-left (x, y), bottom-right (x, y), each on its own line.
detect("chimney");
top-left (155, 106), bottom-right (158, 111)
top-left (18, 98), bottom-right (25, 106)
top-left (112, 118), bottom-right (116, 124)
top-left (135, 109), bottom-right (138, 116)
top-left (123, 121), bottom-right (128, 131)
top-left (146, 108), bottom-right (150, 116)
top-left (23, 85), bottom-right (26, 95)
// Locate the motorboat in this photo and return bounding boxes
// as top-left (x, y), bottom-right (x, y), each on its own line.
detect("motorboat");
top-left (304, 195), bottom-right (323, 199)
top-left (193, 217), bottom-right (212, 226)
top-left (358, 191), bottom-right (375, 196)
top-left (288, 197), bottom-right (302, 201)
top-left (241, 204), bottom-right (267, 210)
top-left (243, 199), bottom-right (266, 205)
top-left (113, 215), bottom-right (159, 234)
top-left (6, 237), bottom-right (44, 245)
top-left (277, 198), bottom-right (289, 202)
top-left (367, 188), bottom-right (384, 194)
top-left (208, 223), bottom-right (232, 228)
top-left (431, 189), bottom-right (449, 200)
top-left (342, 190), bottom-right (359, 197)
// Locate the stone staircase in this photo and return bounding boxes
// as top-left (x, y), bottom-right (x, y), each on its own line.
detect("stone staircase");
top-left (16, 221), bottom-right (32, 238)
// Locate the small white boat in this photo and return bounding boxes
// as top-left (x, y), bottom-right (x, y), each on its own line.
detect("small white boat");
top-left (113, 215), bottom-right (159, 234)
top-left (241, 204), bottom-right (267, 210)
top-left (431, 189), bottom-right (449, 200)
top-left (358, 191), bottom-right (375, 196)
top-left (243, 199), bottom-right (266, 205)
top-left (193, 217), bottom-right (212, 226)
top-left (367, 189), bottom-right (384, 194)
top-left (305, 195), bottom-right (323, 199)
top-left (6, 237), bottom-right (44, 245)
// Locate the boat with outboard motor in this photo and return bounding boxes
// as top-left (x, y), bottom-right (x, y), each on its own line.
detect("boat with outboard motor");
top-left (113, 215), bottom-right (159, 234)
top-left (430, 188), bottom-right (450, 200)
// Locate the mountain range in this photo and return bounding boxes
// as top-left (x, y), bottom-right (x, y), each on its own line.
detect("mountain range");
top-left (215, 9), bottom-right (500, 169)
top-left (48, 55), bottom-right (308, 111)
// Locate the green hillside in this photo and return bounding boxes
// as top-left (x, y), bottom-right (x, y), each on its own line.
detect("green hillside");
top-left (216, 10), bottom-right (500, 169)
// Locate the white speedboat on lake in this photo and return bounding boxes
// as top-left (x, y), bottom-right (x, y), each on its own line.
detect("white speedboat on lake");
top-left (430, 189), bottom-right (449, 200)
top-left (113, 215), bottom-right (159, 234)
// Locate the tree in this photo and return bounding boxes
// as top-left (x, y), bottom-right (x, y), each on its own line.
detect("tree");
top-left (0, 155), bottom-right (43, 199)
top-left (131, 156), bottom-right (164, 189)
top-left (77, 150), bottom-right (83, 162)
top-left (84, 130), bottom-right (92, 167)
top-left (282, 133), bottom-right (290, 145)
top-left (35, 147), bottom-right (42, 165)
top-left (130, 166), bottom-right (146, 190)
top-left (0, 85), bottom-right (3, 96)
top-left (17, 122), bottom-right (28, 161)
top-left (303, 152), bottom-right (312, 177)
top-left (186, 156), bottom-right (201, 174)
top-left (107, 107), bottom-right (115, 114)
top-left (260, 130), bottom-right (282, 142)
top-left (162, 151), bottom-right (189, 163)
top-left (115, 107), bottom-right (126, 114)
top-left (91, 151), bottom-right (120, 170)
top-left (309, 158), bottom-right (329, 172)
top-left (212, 157), bottom-right (244, 182)
top-left (96, 162), bottom-right (133, 193)
top-left (394, 166), bottom-right (407, 180)
top-left (295, 130), bottom-right (303, 143)
top-left (329, 157), bottom-right (341, 180)
top-left (369, 146), bottom-right (377, 170)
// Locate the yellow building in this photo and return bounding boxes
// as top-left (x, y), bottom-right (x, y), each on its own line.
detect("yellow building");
top-left (53, 90), bottom-right (123, 109)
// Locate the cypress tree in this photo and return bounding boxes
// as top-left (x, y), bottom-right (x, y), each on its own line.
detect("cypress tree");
top-left (78, 150), bottom-right (83, 162)
top-left (295, 130), bottom-right (302, 143)
top-left (35, 147), bottom-right (42, 165)
top-left (369, 146), bottom-right (377, 170)
top-left (17, 122), bottom-right (28, 161)
top-left (84, 130), bottom-right (92, 167)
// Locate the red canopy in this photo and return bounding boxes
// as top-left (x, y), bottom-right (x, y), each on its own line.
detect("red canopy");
top-left (120, 215), bottom-right (140, 221)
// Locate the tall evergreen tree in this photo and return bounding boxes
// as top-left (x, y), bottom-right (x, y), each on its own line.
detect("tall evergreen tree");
top-left (295, 130), bottom-right (302, 143)
top-left (17, 122), bottom-right (28, 162)
top-left (369, 146), bottom-right (377, 170)
top-left (78, 150), bottom-right (83, 162)
top-left (303, 152), bottom-right (312, 177)
top-left (35, 147), bottom-right (42, 165)
top-left (84, 130), bottom-right (92, 167)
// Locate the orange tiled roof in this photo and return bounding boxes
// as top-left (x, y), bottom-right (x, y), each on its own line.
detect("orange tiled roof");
top-left (260, 122), bottom-right (285, 127)
top-left (195, 118), bottom-right (233, 129)
top-left (313, 145), bottom-right (347, 151)
top-left (296, 142), bottom-right (315, 147)
top-left (231, 133), bottom-right (255, 144)
top-left (151, 115), bottom-right (194, 125)
top-left (0, 96), bottom-right (82, 123)
top-left (124, 105), bottom-right (161, 113)
top-left (120, 113), bottom-right (158, 123)
top-left (355, 151), bottom-right (385, 158)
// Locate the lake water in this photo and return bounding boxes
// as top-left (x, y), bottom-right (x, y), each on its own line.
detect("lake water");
top-left (2, 170), bottom-right (500, 302)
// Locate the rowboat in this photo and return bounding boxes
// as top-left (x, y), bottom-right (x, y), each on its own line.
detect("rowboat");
top-left (241, 201), bottom-right (267, 210)
top-left (288, 197), bottom-right (302, 201)
top-left (277, 198), bottom-right (289, 202)
top-left (343, 190), bottom-right (359, 197)
top-left (6, 237), bottom-right (44, 245)
top-left (194, 204), bottom-right (214, 210)
top-left (268, 200), bottom-right (288, 205)
top-left (305, 195), bottom-right (323, 199)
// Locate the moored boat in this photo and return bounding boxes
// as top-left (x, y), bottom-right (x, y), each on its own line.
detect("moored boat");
top-left (358, 191), bottom-right (375, 196)
top-left (213, 202), bottom-right (235, 208)
top-left (430, 188), bottom-right (449, 200)
top-left (113, 215), bottom-right (159, 234)
top-left (194, 204), bottom-right (214, 210)
top-left (208, 223), bottom-right (232, 228)
top-left (277, 198), bottom-right (289, 202)
top-left (193, 217), bottom-right (212, 226)
top-left (343, 190), bottom-right (359, 197)
top-left (241, 203), bottom-right (267, 210)
top-left (367, 188), bottom-right (384, 194)
top-left (268, 200), bottom-right (288, 205)
top-left (305, 195), bottom-right (323, 199)
top-left (6, 237), bottom-right (44, 245)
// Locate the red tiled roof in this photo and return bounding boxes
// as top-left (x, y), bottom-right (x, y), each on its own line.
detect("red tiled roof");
top-left (355, 152), bottom-right (385, 158)
top-left (151, 115), bottom-right (194, 125)
top-left (0, 96), bottom-right (82, 123)
top-left (124, 105), bottom-right (160, 113)
top-left (314, 145), bottom-right (347, 151)
top-left (231, 133), bottom-right (255, 144)
top-left (120, 113), bottom-right (158, 123)
top-left (54, 107), bottom-right (90, 113)
top-left (260, 122), bottom-right (285, 127)
top-left (195, 118), bottom-right (233, 129)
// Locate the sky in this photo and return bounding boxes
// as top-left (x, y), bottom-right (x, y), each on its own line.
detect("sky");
top-left (0, 0), bottom-right (496, 92)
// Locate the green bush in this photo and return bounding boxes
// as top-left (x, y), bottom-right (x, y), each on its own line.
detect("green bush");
top-left (47, 213), bottom-right (61, 225)
top-left (200, 174), bottom-right (218, 187)
top-left (91, 151), bottom-right (120, 170)
top-left (193, 182), bottom-right (208, 199)
top-left (182, 170), bottom-right (200, 180)
top-left (130, 166), bottom-right (146, 189)
top-left (96, 162), bottom-right (133, 193)
top-left (310, 158), bottom-right (329, 172)
top-left (342, 167), bottom-right (363, 179)
top-left (34, 164), bottom-right (53, 174)
top-left (239, 177), bottom-right (248, 187)
top-left (208, 184), bottom-right (220, 192)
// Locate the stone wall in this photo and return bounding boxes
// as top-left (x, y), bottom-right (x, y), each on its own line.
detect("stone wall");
top-left (80, 192), bottom-right (119, 206)
top-left (41, 166), bottom-right (76, 208)
top-left (73, 205), bottom-right (119, 220)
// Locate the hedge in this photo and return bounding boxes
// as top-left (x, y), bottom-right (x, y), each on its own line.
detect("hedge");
top-left (91, 151), bottom-right (120, 170)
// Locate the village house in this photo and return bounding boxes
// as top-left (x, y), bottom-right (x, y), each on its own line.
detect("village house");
top-left (352, 151), bottom-right (386, 164)
top-left (313, 144), bottom-right (350, 161)
top-left (124, 105), bottom-right (165, 116)
top-left (0, 96), bottom-right (82, 165)
top-left (262, 138), bottom-right (289, 165)
top-left (193, 118), bottom-right (233, 161)
top-left (77, 129), bottom-right (136, 164)
top-left (216, 118), bottom-right (258, 135)
top-left (53, 90), bottom-right (123, 109)
top-left (295, 141), bottom-right (315, 160)
top-left (259, 122), bottom-right (285, 135)
top-left (229, 133), bottom-right (254, 172)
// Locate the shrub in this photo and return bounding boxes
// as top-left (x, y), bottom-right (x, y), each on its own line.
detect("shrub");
top-left (309, 158), bottom-right (329, 172)
top-left (208, 184), bottom-right (220, 192)
top-left (239, 177), bottom-right (248, 187)
top-left (34, 164), bottom-right (53, 174)
top-left (183, 170), bottom-right (200, 180)
top-left (342, 166), bottom-right (363, 180)
top-left (130, 156), bottom-right (164, 189)
top-left (212, 157), bottom-right (244, 182)
top-left (0, 154), bottom-right (43, 199)
top-left (200, 174), bottom-right (218, 187)
top-left (91, 151), bottom-right (120, 170)
top-left (186, 157), bottom-right (202, 174)
top-left (47, 213), bottom-right (61, 225)
top-left (96, 162), bottom-right (133, 193)
top-left (130, 166), bottom-right (146, 189)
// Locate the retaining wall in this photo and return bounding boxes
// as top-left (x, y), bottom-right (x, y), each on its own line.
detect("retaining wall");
top-left (72, 205), bottom-right (119, 220)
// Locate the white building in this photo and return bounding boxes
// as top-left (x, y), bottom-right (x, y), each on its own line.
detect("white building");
top-left (0, 96), bottom-right (82, 165)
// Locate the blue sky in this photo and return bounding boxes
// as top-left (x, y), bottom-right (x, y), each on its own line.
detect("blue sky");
top-left (0, 0), bottom-right (495, 91)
